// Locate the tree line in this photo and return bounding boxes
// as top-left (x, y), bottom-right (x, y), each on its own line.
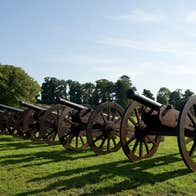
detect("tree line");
top-left (0, 64), bottom-right (194, 110)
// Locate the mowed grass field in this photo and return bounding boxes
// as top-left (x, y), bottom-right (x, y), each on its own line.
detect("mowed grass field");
top-left (0, 135), bottom-right (195, 196)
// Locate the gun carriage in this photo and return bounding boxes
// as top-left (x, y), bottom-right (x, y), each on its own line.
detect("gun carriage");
top-left (120, 89), bottom-right (196, 171)
top-left (0, 104), bottom-right (24, 137)
top-left (19, 101), bottom-right (53, 143)
top-left (40, 97), bottom-right (124, 154)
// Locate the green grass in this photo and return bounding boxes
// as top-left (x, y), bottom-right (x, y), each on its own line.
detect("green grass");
top-left (0, 135), bottom-right (195, 196)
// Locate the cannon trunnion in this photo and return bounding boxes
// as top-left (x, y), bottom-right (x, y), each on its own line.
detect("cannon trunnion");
top-left (121, 89), bottom-right (196, 171)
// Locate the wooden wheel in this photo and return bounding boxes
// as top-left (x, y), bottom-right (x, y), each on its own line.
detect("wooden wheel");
top-left (0, 112), bottom-right (9, 135)
top-left (23, 109), bottom-right (41, 141)
top-left (8, 112), bottom-right (22, 137)
top-left (87, 102), bottom-right (124, 155)
top-left (120, 101), bottom-right (161, 162)
top-left (40, 104), bottom-right (65, 145)
top-left (58, 108), bottom-right (89, 151)
top-left (178, 95), bottom-right (196, 171)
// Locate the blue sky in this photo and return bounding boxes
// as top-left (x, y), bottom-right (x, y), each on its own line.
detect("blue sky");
top-left (1, 0), bottom-right (196, 95)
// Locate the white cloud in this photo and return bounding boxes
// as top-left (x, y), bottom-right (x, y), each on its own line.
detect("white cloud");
top-left (108, 10), bottom-right (164, 23)
top-left (97, 37), bottom-right (196, 56)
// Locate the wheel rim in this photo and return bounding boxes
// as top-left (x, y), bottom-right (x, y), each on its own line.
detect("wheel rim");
top-left (58, 108), bottom-right (89, 151)
top-left (87, 102), bottom-right (124, 155)
top-left (120, 101), bottom-right (161, 161)
top-left (178, 95), bottom-right (196, 171)
top-left (40, 104), bottom-right (65, 145)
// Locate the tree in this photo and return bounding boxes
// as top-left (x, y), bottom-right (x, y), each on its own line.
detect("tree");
top-left (68, 80), bottom-right (83, 104)
top-left (92, 79), bottom-right (115, 105)
top-left (41, 77), bottom-right (67, 104)
top-left (168, 89), bottom-right (183, 110)
top-left (142, 89), bottom-right (154, 100)
top-left (82, 82), bottom-right (95, 106)
top-left (0, 64), bottom-right (40, 106)
top-left (114, 75), bottom-right (136, 108)
top-left (181, 89), bottom-right (194, 107)
top-left (157, 87), bottom-right (171, 104)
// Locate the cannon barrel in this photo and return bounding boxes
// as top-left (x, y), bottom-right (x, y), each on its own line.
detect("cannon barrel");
top-left (127, 89), bottom-right (162, 110)
top-left (19, 101), bottom-right (46, 111)
top-left (0, 104), bottom-right (24, 113)
top-left (56, 97), bottom-right (89, 111)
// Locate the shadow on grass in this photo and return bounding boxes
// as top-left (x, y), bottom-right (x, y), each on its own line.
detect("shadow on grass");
top-left (0, 135), bottom-right (96, 166)
top-left (15, 153), bottom-right (190, 196)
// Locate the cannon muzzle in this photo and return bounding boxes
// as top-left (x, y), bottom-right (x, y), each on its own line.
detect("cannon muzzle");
top-left (0, 104), bottom-right (24, 113)
top-left (127, 89), bottom-right (162, 110)
top-left (56, 97), bottom-right (89, 111)
top-left (19, 101), bottom-right (46, 111)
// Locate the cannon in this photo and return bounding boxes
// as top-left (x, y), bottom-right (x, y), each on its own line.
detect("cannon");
top-left (19, 101), bottom-right (50, 142)
top-left (0, 104), bottom-right (24, 136)
top-left (40, 97), bottom-right (124, 154)
top-left (120, 89), bottom-right (196, 171)
top-left (0, 110), bottom-right (8, 134)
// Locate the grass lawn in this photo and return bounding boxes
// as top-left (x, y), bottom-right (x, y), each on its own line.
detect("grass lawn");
top-left (0, 135), bottom-right (195, 196)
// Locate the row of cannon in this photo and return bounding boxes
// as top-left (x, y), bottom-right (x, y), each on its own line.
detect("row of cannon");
top-left (0, 97), bottom-right (124, 154)
top-left (0, 90), bottom-right (196, 171)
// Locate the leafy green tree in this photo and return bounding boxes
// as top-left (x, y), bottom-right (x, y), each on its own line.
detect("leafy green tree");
top-left (181, 89), bottom-right (194, 107)
top-left (68, 80), bottom-right (83, 104)
top-left (114, 75), bottom-right (136, 108)
top-left (93, 79), bottom-right (115, 104)
top-left (157, 87), bottom-right (171, 104)
top-left (168, 89), bottom-right (183, 110)
top-left (142, 89), bottom-right (154, 100)
top-left (82, 82), bottom-right (95, 106)
top-left (41, 77), bottom-right (67, 104)
top-left (0, 64), bottom-right (40, 106)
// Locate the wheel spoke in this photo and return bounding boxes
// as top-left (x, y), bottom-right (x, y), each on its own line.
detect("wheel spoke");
top-left (107, 139), bottom-right (110, 151)
top-left (112, 138), bottom-right (117, 147)
top-left (107, 106), bottom-right (111, 121)
top-left (185, 137), bottom-right (194, 145)
top-left (139, 140), bottom-right (143, 157)
top-left (111, 110), bottom-right (117, 121)
top-left (185, 125), bottom-right (195, 132)
top-left (135, 109), bottom-right (140, 123)
top-left (100, 112), bottom-right (107, 123)
top-left (188, 112), bottom-right (196, 127)
top-left (63, 131), bottom-right (72, 139)
top-left (93, 133), bottom-right (103, 143)
top-left (132, 138), bottom-right (139, 153)
top-left (129, 117), bottom-right (137, 126)
top-left (126, 136), bottom-right (135, 145)
top-left (43, 129), bottom-right (53, 138)
top-left (144, 140), bottom-right (150, 154)
top-left (146, 136), bottom-right (156, 145)
top-left (76, 136), bottom-right (78, 148)
top-left (189, 141), bottom-right (196, 157)
top-left (99, 138), bottom-right (106, 148)
top-left (80, 136), bottom-right (85, 145)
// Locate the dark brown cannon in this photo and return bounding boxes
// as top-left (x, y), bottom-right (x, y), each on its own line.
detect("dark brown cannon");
top-left (41, 97), bottom-right (124, 154)
top-left (120, 89), bottom-right (196, 171)
top-left (0, 110), bottom-right (8, 134)
top-left (19, 101), bottom-right (49, 142)
top-left (0, 104), bottom-right (24, 136)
